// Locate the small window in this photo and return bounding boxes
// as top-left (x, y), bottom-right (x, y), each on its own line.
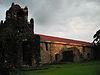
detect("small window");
top-left (62, 44), bottom-right (67, 47)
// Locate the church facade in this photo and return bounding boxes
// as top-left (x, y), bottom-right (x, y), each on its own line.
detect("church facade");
top-left (0, 3), bottom-right (93, 67)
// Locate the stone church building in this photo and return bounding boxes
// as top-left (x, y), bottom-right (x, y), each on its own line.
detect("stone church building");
top-left (0, 3), bottom-right (93, 67)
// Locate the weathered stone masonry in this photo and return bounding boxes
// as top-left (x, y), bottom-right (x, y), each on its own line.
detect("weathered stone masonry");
top-left (36, 34), bottom-right (93, 64)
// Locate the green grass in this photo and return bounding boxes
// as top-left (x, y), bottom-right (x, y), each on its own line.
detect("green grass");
top-left (13, 61), bottom-right (100, 75)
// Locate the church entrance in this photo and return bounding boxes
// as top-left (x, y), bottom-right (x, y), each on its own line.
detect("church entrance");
top-left (22, 41), bottom-right (32, 65)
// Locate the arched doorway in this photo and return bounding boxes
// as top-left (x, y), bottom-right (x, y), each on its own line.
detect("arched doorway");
top-left (22, 41), bottom-right (32, 65)
top-left (62, 51), bottom-right (73, 62)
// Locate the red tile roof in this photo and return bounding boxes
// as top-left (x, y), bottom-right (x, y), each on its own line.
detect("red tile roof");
top-left (35, 34), bottom-right (93, 46)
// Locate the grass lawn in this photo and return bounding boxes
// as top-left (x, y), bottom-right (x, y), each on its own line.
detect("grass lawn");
top-left (13, 61), bottom-right (100, 75)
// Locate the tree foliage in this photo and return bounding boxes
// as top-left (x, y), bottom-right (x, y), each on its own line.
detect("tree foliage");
top-left (93, 29), bottom-right (100, 46)
top-left (93, 29), bottom-right (100, 60)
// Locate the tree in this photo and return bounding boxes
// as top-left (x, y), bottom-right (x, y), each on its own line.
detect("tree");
top-left (93, 29), bottom-right (100, 46)
top-left (93, 29), bottom-right (100, 60)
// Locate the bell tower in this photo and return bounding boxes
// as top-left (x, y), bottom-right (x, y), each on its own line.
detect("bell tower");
top-left (0, 3), bottom-right (35, 67)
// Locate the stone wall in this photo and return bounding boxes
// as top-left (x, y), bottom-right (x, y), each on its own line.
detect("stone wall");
top-left (40, 41), bottom-right (93, 64)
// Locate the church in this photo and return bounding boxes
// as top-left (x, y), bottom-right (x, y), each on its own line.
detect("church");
top-left (0, 3), bottom-right (93, 67)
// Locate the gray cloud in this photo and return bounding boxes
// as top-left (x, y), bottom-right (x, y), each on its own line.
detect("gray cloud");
top-left (0, 0), bottom-right (100, 42)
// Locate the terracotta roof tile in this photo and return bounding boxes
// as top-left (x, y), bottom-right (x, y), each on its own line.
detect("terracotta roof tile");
top-left (35, 34), bottom-right (93, 46)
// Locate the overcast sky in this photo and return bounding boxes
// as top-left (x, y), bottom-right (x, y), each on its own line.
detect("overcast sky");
top-left (0, 0), bottom-right (100, 42)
